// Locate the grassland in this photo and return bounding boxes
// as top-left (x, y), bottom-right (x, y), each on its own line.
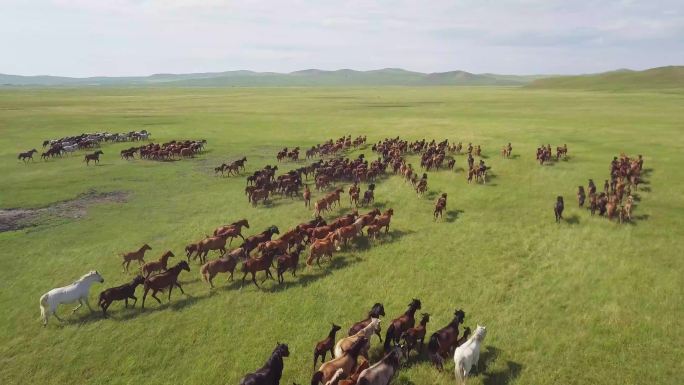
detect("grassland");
top-left (526, 66), bottom-right (684, 91)
top-left (0, 86), bottom-right (682, 385)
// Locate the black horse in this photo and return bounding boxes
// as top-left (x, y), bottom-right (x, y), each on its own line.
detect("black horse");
top-left (239, 343), bottom-right (290, 385)
top-left (98, 275), bottom-right (145, 317)
top-left (554, 196), bottom-right (564, 223)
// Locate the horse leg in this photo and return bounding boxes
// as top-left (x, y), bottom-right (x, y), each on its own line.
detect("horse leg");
top-left (124, 298), bottom-right (129, 308)
top-left (72, 300), bottom-right (83, 313)
top-left (251, 272), bottom-right (260, 288)
top-left (240, 272), bottom-right (248, 289)
top-left (142, 287), bottom-right (149, 308)
top-left (130, 295), bottom-right (137, 308)
top-left (168, 285), bottom-right (173, 302)
top-left (151, 290), bottom-right (162, 304)
top-left (84, 298), bottom-right (94, 312)
top-left (175, 282), bottom-right (185, 294)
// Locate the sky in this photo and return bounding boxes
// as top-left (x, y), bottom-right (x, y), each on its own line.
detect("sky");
top-left (1, 0), bottom-right (683, 77)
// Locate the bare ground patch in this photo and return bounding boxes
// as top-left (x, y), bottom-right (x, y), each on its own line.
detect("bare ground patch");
top-left (0, 190), bottom-right (129, 233)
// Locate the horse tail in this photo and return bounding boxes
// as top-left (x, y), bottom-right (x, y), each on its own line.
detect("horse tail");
top-left (454, 357), bottom-right (467, 384)
top-left (383, 323), bottom-right (395, 351)
top-left (427, 333), bottom-right (440, 354)
top-left (311, 371), bottom-right (324, 385)
top-left (39, 293), bottom-right (49, 324)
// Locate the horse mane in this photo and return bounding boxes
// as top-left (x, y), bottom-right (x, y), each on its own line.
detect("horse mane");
top-left (74, 271), bottom-right (98, 283)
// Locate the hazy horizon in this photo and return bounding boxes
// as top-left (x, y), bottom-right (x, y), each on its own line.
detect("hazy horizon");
top-left (2, 0), bottom-right (683, 77)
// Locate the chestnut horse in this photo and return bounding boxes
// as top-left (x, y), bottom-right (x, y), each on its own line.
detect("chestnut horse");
top-left (311, 337), bottom-right (368, 385)
top-left (200, 248), bottom-right (246, 288)
top-left (213, 219), bottom-right (250, 245)
top-left (120, 244), bottom-right (152, 272)
top-left (384, 298), bottom-right (421, 351)
top-left (196, 233), bottom-right (230, 263)
top-left (141, 250), bottom-right (174, 277)
top-left (306, 232), bottom-right (338, 267)
top-left (400, 313), bottom-right (430, 358)
top-left (427, 308), bottom-right (466, 370)
top-left (141, 261), bottom-right (190, 308)
top-left (240, 249), bottom-right (278, 289)
top-left (371, 208), bottom-right (394, 234)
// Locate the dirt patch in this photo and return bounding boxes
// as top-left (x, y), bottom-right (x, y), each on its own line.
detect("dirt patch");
top-left (0, 190), bottom-right (129, 233)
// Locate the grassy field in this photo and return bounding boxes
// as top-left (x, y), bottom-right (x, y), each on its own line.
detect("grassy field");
top-left (0, 86), bottom-right (682, 385)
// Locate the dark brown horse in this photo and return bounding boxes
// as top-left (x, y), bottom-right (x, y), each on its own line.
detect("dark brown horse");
top-left (213, 219), bottom-right (250, 245)
top-left (84, 150), bottom-right (103, 165)
top-left (348, 303), bottom-right (385, 342)
top-left (384, 298), bottom-right (421, 351)
top-left (313, 323), bottom-right (342, 370)
top-left (276, 244), bottom-right (305, 284)
top-left (141, 261), bottom-right (190, 308)
top-left (240, 249), bottom-right (277, 289)
top-left (239, 343), bottom-right (290, 385)
top-left (312, 337), bottom-right (368, 385)
top-left (241, 226), bottom-right (280, 254)
top-left (400, 312), bottom-right (430, 358)
top-left (98, 275), bottom-right (145, 317)
top-left (18, 149), bottom-right (37, 162)
top-left (427, 308), bottom-right (466, 370)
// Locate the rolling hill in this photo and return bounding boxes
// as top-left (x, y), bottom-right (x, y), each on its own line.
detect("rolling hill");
top-left (0, 68), bottom-right (544, 87)
top-left (526, 66), bottom-right (684, 91)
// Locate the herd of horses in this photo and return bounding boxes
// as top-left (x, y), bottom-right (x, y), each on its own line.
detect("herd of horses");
top-left (215, 157), bottom-right (248, 176)
top-left (276, 135), bottom-right (367, 163)
top-left (536, 144), bottom-right (568, 165)
top-left (239, 299), bottom-right (487, 385)
top-left (18, 130), bottom-right (150, 162)
top-left (119, 140), bottom-right (206, 161)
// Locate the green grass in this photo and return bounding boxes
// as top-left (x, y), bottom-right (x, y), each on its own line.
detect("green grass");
top-left (0, 87), bottom-right (682, 385)
top-left (526, 66), bottom-right (684, 91)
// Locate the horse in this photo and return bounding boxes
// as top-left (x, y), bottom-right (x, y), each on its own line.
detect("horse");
top-left (241, 226), bottom-right (280, 254)
top-left (196, 233), bottom-right (230, 263)
top-left (84, 150), bottom-right (103, 165)
top-left (39, 271), bottom-right (104, 326)
top-left (371, 209), bottom-right (394, 234)
top-left (240, 249), bottom-right (278, 289)
top-left (213, 219), bottom-right (250, 245)
top-left (348, 303), bottom-right (385, 342)
top-left (141, 261), bottom-right (190, 308)
top-left (276, 244), bottom-right (305, 284)
top-left (141, 250), bottom-right (174, 277)
top-left (577, 186), bottom-right (586, 207)
top-left (312, 337), bottom-right (368, 385)
top-left (240, 343), bottom-right (290, 385)
top-left (306, 232), bottom-right (338, 267)
top-left (400, 313), bottom-right (430, 358)
top-left (554, 196), bottom-right (564, 223)
top-left (334, 318), bottom-right (381, 359)
top-left (384, 298), bottom-right (421, 351)
top-left (356, 345), bottom-right (403, 385)
top-left (98, 275), bottom-right (144, 317)
top-left (304, 185), bottom-right (312, 208)
top-left (434, 193), bottom-right (447, 221)
top-left (120, 244), bottom-right (152, 272)
top-left (200, 248), bottom-right (246, 288)
top-left (427, 309), bottom-right (466, 370)
top-left (314, 324), bottom-right (342, 370)
top-left (18, 149), bottom-right (37, 162)
top-left (454, 325), bottom-right (487, 385)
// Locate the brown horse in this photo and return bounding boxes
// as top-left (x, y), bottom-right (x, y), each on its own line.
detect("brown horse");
top-left (200, 248), bottom-right (246, 288)
top-left (141, 250), bottom-right (174, 277)
top-left (311, 337), bottom-right (368, 385)
top-left (304, 185), bottom-right (311, 208)
top-left (371, 208), bottom-right (394, 233)
top-left (98, 275), bottom-right (145, 317)
top-left (427, 309), bottom-right (466, 370)
top-left (240, 249), bottom-right (278, 289)
top-left (213, 219), bottom-right (250, 245)
top-left (195, 233), bottom-right (231, 263)
top-left (434, 193), bottom-right (447, 220)
top-left (384, 298), bottom-right (421, 351)
top-left (400, 313), bottom-right (430, 358)
top-left (141, 261), bottom-right (190, 308)
top-left (18, 149), bottom-right (38, 162)
top-left (84, 150), bottom-right (103, 165)
top-left (313, 324), bottom-right (342, 370)
top-left (276, 244), bottom-right (305, 284)
top-left (121, 244), bottom-right (152, 272)
top-left (348, 303), bottom-right (385, 342)
top-left (306, 232), bottom-right (338, 267)
top-left (241, 226), bottom-right (280, 254)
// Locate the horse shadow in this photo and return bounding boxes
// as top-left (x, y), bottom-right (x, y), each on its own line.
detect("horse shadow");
top-left (425, 191), bottom-right (438, 200)
top-left (639, 186), bottom-right (651, 192)
top-left (365, 228), bottom-right (415, 246)
top-left (510, 154), bottom-right (521, 159)
top-left (444, 209), bottom-right (464, 223)
top-left (480, 154), bottom-right (489, 159)
top-left (565, 215), bottom-right (580, 225)
top-left (476, 346), bottom-right (523, 385)
top-left (263, 255), bottom-right (361, 293)
top-left (642, 168), bottom-right (653, 176)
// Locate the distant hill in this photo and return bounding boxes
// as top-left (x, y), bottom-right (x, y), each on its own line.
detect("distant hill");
top-left (526, 66), bottom-right (684, 91)
top-left (0, 68), bottom-right (544, 87)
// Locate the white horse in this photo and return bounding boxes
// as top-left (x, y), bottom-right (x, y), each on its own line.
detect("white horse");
top-left (454, 324), bottom-right (487, 384)
top-left (334, 317), bottom-right (381, 358)
top-left (62, 145), bottom-right (78, 155)
top-left (39, 271), bottom-right (104, 326)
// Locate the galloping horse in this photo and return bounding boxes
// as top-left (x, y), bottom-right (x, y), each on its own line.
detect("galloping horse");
top-left (141, 261), bottom-right (190, 308)
top-left (200, 248), bottom-right (246, 288)
top-left (384, 298), bottom-right (421, 351)
top-left (18, 149), bottom-right (38, 162)
top-left (334, 318), bottom-right (381, 359)
top-left (453, 325), bottom-right (487, 385)
top-left (39, 271), bottom-right (104, 326)
top-left (121, 244), bottom-right (152, 272)
top-left (313, 324), bottom-right (342, 370)
top-left (554, 196), bottom-right (564, 223)
top-left (213, 219), bottom-right (250, 245)
top-left (239, 343), bottom-right (290, 385)
top-left (141, 251), bottom-right (174, 277)
top-left (356, 345), bottom-right (403, 385)
top-left (400, 313), bottom-right (430, 358)
top-left (311, 337), bottom-right (368, 385)
top-left (241, 226), bottom-right (280, 255)
top-left (98, 275), bottom-right (145, 317)
top-left (84, 150), bottom-right (103, 165)
top-left (348, 303), bottom-right (385, 342)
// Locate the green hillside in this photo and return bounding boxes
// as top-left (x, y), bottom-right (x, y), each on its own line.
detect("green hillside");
top-left (526, 66), bottom-right (684, 91)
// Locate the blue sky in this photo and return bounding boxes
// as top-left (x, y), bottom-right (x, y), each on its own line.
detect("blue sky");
top-left (2, 0), bottom-right (683, 76)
